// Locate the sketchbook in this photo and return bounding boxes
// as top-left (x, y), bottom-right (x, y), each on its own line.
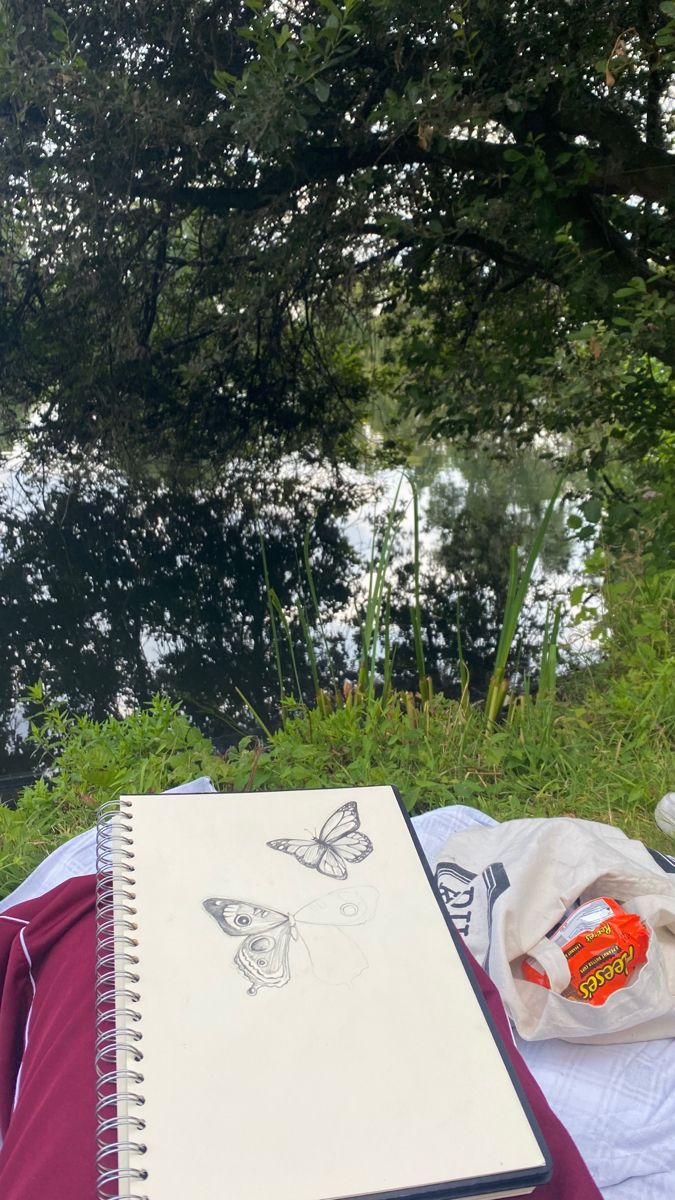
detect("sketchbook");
top-left (95, 785), bottom-right (551, 1200)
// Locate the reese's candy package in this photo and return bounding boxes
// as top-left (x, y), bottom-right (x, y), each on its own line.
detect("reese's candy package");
top-left (522, 896), bottom-right (649, 1005)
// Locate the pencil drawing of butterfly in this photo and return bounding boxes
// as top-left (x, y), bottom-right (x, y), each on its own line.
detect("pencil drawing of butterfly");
top-left (266, 800), bottom-right (373, 879)
top-left (203, 887), bottom-right (378, 996)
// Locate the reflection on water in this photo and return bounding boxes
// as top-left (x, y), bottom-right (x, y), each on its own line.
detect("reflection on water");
top-left (388, 450), bottom-right (573, 696)
top-left (0, 447), bottom-right (578, 776)
top-left (0, 462), bottom-right (363, 773)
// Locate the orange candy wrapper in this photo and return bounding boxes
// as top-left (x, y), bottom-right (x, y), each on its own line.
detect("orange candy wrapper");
top-left (522, 896), bottom-right (649, 1005)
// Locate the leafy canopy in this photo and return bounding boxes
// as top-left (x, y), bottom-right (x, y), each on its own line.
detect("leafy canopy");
top-left (0, 0), bottom-right (673, 463)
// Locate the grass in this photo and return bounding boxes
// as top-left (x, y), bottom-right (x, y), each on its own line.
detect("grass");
top-left (1, 566), bottom-right (673, 901)
top-left (1, 485), bottom-right (673, 902)
top-left (222, 564), bottom-right (675, 841)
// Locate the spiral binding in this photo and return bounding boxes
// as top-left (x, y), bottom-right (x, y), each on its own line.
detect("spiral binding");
top-left (96, 799), bottom-right (149, 1199)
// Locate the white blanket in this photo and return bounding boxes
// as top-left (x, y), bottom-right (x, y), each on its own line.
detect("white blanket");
top-left (2, 790), bottom-right (674, 1199)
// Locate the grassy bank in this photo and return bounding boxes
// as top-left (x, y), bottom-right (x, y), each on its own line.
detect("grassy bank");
top-left (1, 566), bottom-right (673, 900)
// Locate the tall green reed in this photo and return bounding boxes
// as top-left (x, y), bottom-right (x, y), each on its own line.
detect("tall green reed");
top-left (257, 474), bottom-right (563, 730)
top-left (484, 481), bottom-right (563, 724)
top-left (409, 475), bottom-right (430, 701)
top-left (354, 476), bottom-right (404, 700)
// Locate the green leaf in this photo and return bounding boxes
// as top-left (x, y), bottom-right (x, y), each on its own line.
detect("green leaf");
top-left (582, 497), bottom-right (602, 523)
top-left (214, 69), bottom-right (237, 91)
top-left (660, 1), bottom-right (675, 17)
top-left (314, 78), bottom-right (331, 102)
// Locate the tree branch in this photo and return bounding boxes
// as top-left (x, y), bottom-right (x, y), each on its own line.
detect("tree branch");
top-left (130, 135), bottom-right (512, 213)
top-left (551, 88), bottom-right (675, 204)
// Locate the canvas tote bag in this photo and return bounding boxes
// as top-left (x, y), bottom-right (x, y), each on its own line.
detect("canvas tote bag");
top-left (432, 816), bottom-right (675, 1043)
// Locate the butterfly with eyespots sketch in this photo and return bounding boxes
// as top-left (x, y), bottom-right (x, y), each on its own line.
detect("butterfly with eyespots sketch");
top-left (266, 800), bottom-right (373, 880)
top-left (203, 887), bottom-right (378, 995)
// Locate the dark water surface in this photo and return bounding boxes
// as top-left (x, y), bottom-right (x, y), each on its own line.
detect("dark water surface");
top-left (0, 447), bottom-right (578, 786)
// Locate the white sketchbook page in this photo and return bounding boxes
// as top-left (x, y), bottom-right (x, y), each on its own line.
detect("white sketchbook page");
top-left (120, 786), bottom-right (545, 1200)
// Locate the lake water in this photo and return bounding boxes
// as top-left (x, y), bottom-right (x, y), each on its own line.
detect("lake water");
top-left (0, 443), bottom-right (591, 787)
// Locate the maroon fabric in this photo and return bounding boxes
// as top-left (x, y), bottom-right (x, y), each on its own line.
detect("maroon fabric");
top-left (0, 875), bottom-right (602, 1200)
top-left (0, 879), bottom-right (98, 1200)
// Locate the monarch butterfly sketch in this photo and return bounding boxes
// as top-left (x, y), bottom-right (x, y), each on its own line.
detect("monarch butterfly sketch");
top-left (203, 887), bottom-right (378, 996)
top-left (266, 801), bottom-right (373, 879)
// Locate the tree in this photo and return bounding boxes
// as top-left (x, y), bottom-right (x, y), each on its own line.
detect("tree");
top-left (0, 0), bottom-right (673, 466)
